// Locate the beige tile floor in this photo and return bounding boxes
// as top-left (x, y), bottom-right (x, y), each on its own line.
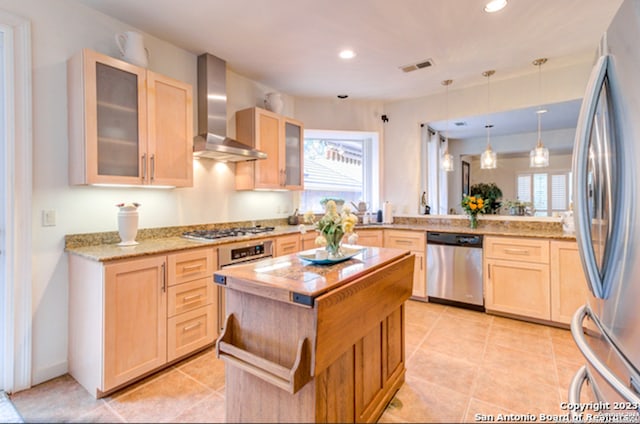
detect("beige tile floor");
top-left (9, 300), bottom-right (587, 423)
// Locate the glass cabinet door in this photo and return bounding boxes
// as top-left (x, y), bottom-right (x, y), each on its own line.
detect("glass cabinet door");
top-left (283, 118), bottom-right (304, 189)
top-left (84, 49), bottom-right (147, 184)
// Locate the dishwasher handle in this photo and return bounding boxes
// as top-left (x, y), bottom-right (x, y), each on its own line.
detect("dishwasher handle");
top-left (427, 232), bottom-right (483, 247)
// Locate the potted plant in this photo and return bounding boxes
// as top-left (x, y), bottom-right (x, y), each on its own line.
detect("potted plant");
top-left (469, 183), bottom-right (503, 214)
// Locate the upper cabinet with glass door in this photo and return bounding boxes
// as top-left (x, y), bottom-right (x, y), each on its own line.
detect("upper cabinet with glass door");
top-left (235, 107), bottom-right (304, 190)
top-left (68, 49), bottom-right (193, 187)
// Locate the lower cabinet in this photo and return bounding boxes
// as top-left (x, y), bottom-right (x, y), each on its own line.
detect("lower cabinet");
top-left (484, 258), bottom-right (551, 320)
top-left (550, 240), bottom-right (590, 324)
top-left (103, 256), bottom-right (168, 391)
top-left (484, 236), bottom-right (588, 324)
top-left (275, 233), bottom-right (301, 256)
top-left (69, 247), bottom-right (216, 398)
top-left (356, 229), bottom-right (384, 247)
top-left (383, 230), bottom-right (426, 299)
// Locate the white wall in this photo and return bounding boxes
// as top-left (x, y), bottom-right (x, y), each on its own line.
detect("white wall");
top-left (0, 0), bottom-right (298, 386)
top-left (382, 64), bottom-right (592, 216)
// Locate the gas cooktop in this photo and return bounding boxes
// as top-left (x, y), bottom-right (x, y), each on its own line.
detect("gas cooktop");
top-left (182, 226), bottom-right (276, 241)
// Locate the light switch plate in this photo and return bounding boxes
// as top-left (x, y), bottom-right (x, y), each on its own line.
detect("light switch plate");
top-left (42, 210), bottom-right (56, 226)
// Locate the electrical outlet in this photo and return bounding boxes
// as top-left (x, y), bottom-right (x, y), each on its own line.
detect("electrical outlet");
top-left (42, 210), bottom-right (56, 227)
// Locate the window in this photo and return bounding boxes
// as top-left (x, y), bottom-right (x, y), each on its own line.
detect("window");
top-left (517, 171), bottom-right (572, 216)
top-left (299, 130), bottom-right (379, 213)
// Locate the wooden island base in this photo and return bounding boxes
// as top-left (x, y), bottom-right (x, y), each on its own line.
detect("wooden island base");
top-left (214, 247), bottom-right (414, 423)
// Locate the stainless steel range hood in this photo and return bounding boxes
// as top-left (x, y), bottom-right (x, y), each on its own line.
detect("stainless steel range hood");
top-left (193, 53), bottom-right (267, 161)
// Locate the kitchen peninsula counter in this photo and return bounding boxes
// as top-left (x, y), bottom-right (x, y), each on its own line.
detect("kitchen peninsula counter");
top-left (214, 246), bottom-right (414, 423)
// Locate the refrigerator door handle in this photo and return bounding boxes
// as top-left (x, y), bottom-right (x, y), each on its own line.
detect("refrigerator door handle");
top-left (571, 304), bottom-right (640, 403)
top-left (568, 365), bottom-right (589, 422)
top-left (573, 54), bottom-right (610, 299)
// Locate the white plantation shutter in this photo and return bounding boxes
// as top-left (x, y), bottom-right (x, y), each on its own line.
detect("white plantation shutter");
top-left (551, 174), bottom-right (568, 211)
top-left (516, 171), bottom-right (571, 216)
top-left (517, 175), bottom-right (531, 202)
top-left (533, 173), bottom-right (547, 213)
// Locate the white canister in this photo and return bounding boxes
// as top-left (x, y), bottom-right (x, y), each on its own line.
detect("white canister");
top-left (264, 92), bottom-right (284, 114)
top-left (116, 203), bottom-right (140, 246)
top-left (115, 31), bottom-right (149, 68)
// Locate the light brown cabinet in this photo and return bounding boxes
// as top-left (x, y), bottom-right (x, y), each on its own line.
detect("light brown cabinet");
top-left (68, 48), bottom-right (193, 187)
top-left (166, 248), bottom-right (217, 362)
top-left (103, 256), bottom-right (167, 391)
top-left (69, 247), bottom-right (215, 398)
top-left (484, 237), bottom-right (551, 320)
top-left (235, 107), bottom-right (304, 190)
top-left (356, 229), bottom-right (384, 247)
top-left (550, 240), bottom-right (590, 324)
top-left (275, 233), bottom-right (301, 256)
top-left (384, 230), bottom-right (426, 299)
top-left (301, 230), bottom-right (317, 250)
top-left (355, 307), bottom-right (405, 422)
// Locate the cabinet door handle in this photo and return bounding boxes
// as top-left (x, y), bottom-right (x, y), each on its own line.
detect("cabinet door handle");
top-left (504, 248), bottom-right (530, 255)
top-left (182, 264), bottom-right (202, 272)
top-left (183, 293), bottom-right (202, 302)
top-left (161, 262), bottom-right (166, 292)
top-left (183, 322), bottom-right (202, 332)
top-left (150, 154), bottom-right (155, 182)
top-left (141, 154), bottom-right (147, 181)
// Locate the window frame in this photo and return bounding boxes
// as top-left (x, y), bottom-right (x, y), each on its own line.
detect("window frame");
top-left (299, 129), bottom-right (380, 213)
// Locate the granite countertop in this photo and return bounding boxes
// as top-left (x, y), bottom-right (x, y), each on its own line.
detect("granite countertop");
top-left (65, 215), bottom-right (576, 263)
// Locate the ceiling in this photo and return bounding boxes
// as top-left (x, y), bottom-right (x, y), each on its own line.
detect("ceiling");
top-left (76, 0), bottom-right (623, 103)
top-left (429, 98), bottom-right (583, 140)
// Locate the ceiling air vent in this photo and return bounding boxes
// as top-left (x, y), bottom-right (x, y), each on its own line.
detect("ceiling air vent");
top-left (400, 58), bottom-right (434, 73)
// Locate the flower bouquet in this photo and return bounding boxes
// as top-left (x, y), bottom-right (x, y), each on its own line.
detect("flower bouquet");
top-left (461, 195), bottom-right (488, 229)
top-left (304, 200), bottom-right (358, 257)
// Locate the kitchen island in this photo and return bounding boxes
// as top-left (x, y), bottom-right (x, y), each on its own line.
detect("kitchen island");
top-left (213, 246), bottom-right (414, 423)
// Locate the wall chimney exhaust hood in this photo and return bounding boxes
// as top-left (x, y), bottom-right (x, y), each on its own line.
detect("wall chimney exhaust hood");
top-left (193, 53), bottom-right (267, 161)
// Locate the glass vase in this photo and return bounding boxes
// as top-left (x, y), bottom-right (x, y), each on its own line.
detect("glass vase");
top-left (324, 229), bottom-right (344, 258)
top-left (469, 214), bottom-right (478, 229)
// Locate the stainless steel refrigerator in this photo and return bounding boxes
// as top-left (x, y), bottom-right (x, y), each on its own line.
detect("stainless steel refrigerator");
top-left (569, 0), bottom-right (640, 419)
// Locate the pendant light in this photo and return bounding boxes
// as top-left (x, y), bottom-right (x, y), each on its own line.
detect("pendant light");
top-left (530, 58), bottom-right (549, 168)
top-left (441, 79), bottom-right (454, 172)
top-left (481, 70), bottom-right (497, 169)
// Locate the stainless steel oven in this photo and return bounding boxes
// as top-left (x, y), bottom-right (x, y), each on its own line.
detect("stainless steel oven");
top-left (216, 239), bottom-right (274, 332)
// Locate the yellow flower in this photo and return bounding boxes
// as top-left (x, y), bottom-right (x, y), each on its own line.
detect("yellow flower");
top-left (303, 210), bottom-right (315, 224)
top-left (470, 203), bottom-right (477, 210)
top-left (315, 236), bottom-right (327, 246)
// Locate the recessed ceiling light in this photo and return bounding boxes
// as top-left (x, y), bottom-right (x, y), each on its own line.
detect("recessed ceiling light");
top-left (484, 0), bottom-right (507, 13)
top-left (339, 49), bottom-right (356, 60)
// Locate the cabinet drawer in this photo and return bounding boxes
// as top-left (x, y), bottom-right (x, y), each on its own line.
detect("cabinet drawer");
top-left (384, 230), bottom-right (425, 252)
top-left (168, 277), bottom-right (214, 317)
top-left (168, 248), bottom-right (214, 286)
top-left (357, 229), bottom-right (383, 247)
top-left (484, 237), bottom-right (549, 264)
top-left (168, 305), bottom-right (216, 362)
top-left (275, 234), bottom-right (301, 256)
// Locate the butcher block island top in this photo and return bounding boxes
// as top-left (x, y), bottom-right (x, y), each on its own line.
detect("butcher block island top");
top-left (214, 246), bottom-right (415, 423)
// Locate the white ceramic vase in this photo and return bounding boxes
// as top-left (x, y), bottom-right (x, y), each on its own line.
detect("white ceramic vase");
top-left (264, 92), bottom-right (284, 114)
top-left (117, 203), bottom-right (140, 246)
top-left (115, 31), bottom-right (149, 68)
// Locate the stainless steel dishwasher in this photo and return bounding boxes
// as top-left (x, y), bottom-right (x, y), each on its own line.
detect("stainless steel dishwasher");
top-left (427, 232), bottom-right (484, 311)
